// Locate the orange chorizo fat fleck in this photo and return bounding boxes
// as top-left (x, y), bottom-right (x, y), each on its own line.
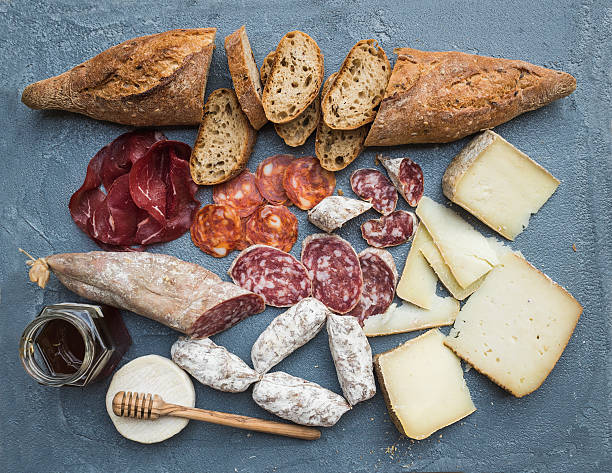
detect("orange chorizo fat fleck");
top-left (191, 204), bottom-right (244, 257)
top-left (245, 205), bottom-right (298, 252)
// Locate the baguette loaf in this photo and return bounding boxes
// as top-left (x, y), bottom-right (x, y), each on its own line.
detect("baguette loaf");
top-left (22, 28), bottom-right (216, 126)
top-left (190, 88), bottom-right (256, 185)
top-left (365, 48), bottom-right (577, 146)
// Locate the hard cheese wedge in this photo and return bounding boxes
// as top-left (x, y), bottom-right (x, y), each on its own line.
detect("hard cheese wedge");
top-left (442, 130), bottom-right (559, 240)
top-left (444, 253), bottom-right (582, 397)
top-left (416, 196), bottom-right (498, 289)
top-left (374, 329), bottom-right (476, 440)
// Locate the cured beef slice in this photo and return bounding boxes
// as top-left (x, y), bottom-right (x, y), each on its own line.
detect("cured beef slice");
top-left (307, 196), bottom-right (372, 233)
top-left (213, 170), bottom-right (264, 217)
top-left (301, 233), bottom-right (363, 314)
top-left (361, 210), bottom-right (418, 248)
top-left (228, 245), bottom-right (311, 307)
top-left (245, 205), bottom-right (298, 252)
top-left (350, 168), bottom-right (398, 215)
top-left (255, 154), bottom-right (295, 205)
top-left (378, 156), bottom-right (424, 207)
top-left (191, 204), bottom-right (244, 257)
top-left (282, 156), bottom-right (336, 210)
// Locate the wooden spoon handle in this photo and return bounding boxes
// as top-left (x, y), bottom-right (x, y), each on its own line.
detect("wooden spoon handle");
top-left (160, 402), bottom-right (320, 440)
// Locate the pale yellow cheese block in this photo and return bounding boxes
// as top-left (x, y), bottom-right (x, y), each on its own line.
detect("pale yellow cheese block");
top-left (442, 130), bottom-right (559, 240)
top-left (374, 329), bottom-right (476, 440)
top-left (444, 253), bottom-right (583, 397)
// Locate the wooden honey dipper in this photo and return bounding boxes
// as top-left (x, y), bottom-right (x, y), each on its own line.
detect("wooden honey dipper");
top-left (112, 391), bottom-right (321, 440)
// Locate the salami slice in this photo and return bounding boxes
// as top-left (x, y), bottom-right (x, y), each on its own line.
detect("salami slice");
top-left (378, 155), bottom-right (424, 207)
top-left (245, 205), bottom-right (298, 252)
top-left (191, 204), bottom-right (244, 257)
top-left (283, 156), bottom-right (336, 210)
top-left (347, 248), bottom-right (398, 325)
top-left (361, 210), bottom-right (418, 248)
top-left (255, 154), bottom-right (295, 205)
top-left (228, 245), bottom-right (311, 307)
top-left (213, 170), bottom-right (264, 217)
top-left (350, 168), bottom-right (398, 215)
top-left (307, 196), bottom-right (372, 233)
top-left (301, 233), bottom-right (363, 314)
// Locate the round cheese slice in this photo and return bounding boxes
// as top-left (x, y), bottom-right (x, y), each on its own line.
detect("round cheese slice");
top-left (105, 354), bottom-right (195, 444)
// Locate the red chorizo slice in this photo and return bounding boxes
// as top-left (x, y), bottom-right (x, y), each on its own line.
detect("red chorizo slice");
top-left (361, 210), bottom-right (418, 248)
top-left (283, 156), bottom-right (336, 210)
top-left (255, 154), bottom-right (295, 205)
top-left (350, 168), bottom-right (398, 215)
top-left (213, 170), bottom-right (264, 217)
top-left (191, 204), bottom-right (244, 258)
top-left (301, 233), bottom-right (363, 314)
top-left (378, 156), bottom-right (424, 207)
top-left (229, 245), bottom-right (312, 307)
top-left (245, 205), bottom-right (298, 252)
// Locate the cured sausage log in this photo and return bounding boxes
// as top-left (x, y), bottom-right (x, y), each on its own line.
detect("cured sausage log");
top-left (282, 156), bottom-right (335, 210)
top-left (361, 210), bottom-right (418, 248)
top-left (245, 205), bottom-right (298, 252)
top-left (255, 154), bottom-right (295, 205)
top-left (350, 168), bottom-right (398, 215)
top-left (213, 170), bottom-right (264, 217)
top-left (307, 196), bottom-right (372, 233)
top-left (23, 251), bottom-right (265, 338)
top-left (378, 156), bottom-right (424, 207)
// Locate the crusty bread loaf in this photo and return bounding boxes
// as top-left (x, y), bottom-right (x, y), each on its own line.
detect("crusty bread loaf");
top-left (260, 51), bottom-right (276, 84)
top-left (225, 26), bottom-right (267, 130)
top-left (190, 89), bottom-right (256, 185)
top-left (22, 28), bottom-right (216, 126)
top-left (261, 31), bottom-right (324, 124)
top-left (315, 74), bottom-right (368, 171)
top-left (274, 96), bottom-right (320, 147)
top-left (321, 40), bottom-right (390, 130)
top-left (365, 48), bottom-right (577, 146)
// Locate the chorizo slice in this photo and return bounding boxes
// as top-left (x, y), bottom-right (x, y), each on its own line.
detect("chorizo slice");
top-left (245, 205), bottom-right (298, 252)
top-left (213, 170), bottom-right (264, 217)
top-left (361, 210), bottom-right (418, 248)
top-left (350, 168), bottom-right (398, 215)
top-left (282, 156), bottom-right (335, 210)
top-left (255, 154), bottom-right (295, 205)
top-left (378, 155), bottom-right (424, 207)
top-left (191, 204), bottom-right (244, 257)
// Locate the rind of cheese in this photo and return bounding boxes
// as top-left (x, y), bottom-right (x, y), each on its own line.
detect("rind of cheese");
top-left (443, 131), bottom-right (560, 241)
top-left (416, 196), bottom-right (498, 289)
top-left (444, 253), bottom-right (583, 397)
top-left (374, 329), bottom-right (476, 440)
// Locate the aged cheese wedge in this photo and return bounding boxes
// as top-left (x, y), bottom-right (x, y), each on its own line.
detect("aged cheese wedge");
top-left (374, 329), bottom-right (476, 440)
top-left (442, 131), bottom-right (560, 240)
top-left (416, 196), bottom-right (498, 289)
top-left (444, 253), bottom-right (582, 397)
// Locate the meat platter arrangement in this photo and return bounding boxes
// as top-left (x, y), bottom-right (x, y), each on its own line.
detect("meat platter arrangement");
top-left (16, 25), bottom-right (584, 448)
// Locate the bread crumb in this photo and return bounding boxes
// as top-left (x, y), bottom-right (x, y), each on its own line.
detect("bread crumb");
top-left (337, 189), bottom-right (344, 196)
top-left (572, 243), bottom-right (577, 252)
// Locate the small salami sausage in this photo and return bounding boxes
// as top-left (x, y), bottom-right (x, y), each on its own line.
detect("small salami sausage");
top-left (245, 205), bottom-right (298, 252)
top-left (361, 210), bottom-right (418, 248)
top-left (171, 337), bottom-right (260, 393)
top-left (255, 154), bottom-right (295, 205)
top-left (327, 313), bottom-right (376, 406)
top-left (378, 155), bottom-right (424, 207)
top-left (307, 196), bottom-right (372, 233)
top-left (301, 234), bottom-right (363, 314)
top-left (350, 168), bottom-right (398, 215)
top-left (251, 298), bottom-right (328, 374)
top-left (252, 371), bottom-right (351, 427)
top-left (283, 156), bottom-right (336, 210)
top-left (347, 248), bottom-right (398, 325)
top-left (228, 245), bottom-right (311, 307)
top-left (191, 204), bottom-right (244, 257)
top-left (213, 170), bottom-right (264, 217)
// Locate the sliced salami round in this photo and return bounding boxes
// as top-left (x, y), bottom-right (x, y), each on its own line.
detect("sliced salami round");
top-left (283, 156), bottom-right (336, 210)
top-left (378, 156), bottom-right (424, 207)
top-left (245, 205), bottom-right (298, 252)
top-left (213, 170), bottom-right (264, 217)
top-left (361, 210), bottom-right (418, 248)
top-left (191, 204), bottom-right (244, 258)
top-left (255, 154), bottom-right (295, 205)
top-left (347, 248), bottom-right (398, 325)
top-left (350, 168), bottom-right (398, 215)
top-left (229, 245), bottom-right (312, 307)
top-left (301, 233), bottom-right (363, 314)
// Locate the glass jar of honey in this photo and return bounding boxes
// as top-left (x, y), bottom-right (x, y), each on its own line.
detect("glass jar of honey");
top-left (19, 303), bottom-right (131, 387)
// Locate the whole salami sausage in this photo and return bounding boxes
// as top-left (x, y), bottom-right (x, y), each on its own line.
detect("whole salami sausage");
top-left (361, 210), bottom-right (418, 248)
top-left (171, 337), bottom-right (260, 393)
top-left (350, 168), bottom-right (398, 215)
top-left (378, 155), bottom-right (424, 207)
top-left (245, 205), bottom-right (299, 252)
top-left (23, 251), bottom-right (265, 338)
top-left (228, 245), bottom-right (311, 307)
top-left (307, 196), bottom-right (372, 233)
top-left (213, 170), bottom-right (264, 217)
top-left (191, 204), bottom-right (245, 257)
top-left (255, 154), bottom-right (295, 205)
top-left (283, 156), bottom-right (336, 210)
top-left (301, 234), bottom-right (363, 314)
top-left (327, 313), bottom-right (376, 406)
top-left (250, 298), bottom-right (328, 374)
top-left (252, 371), bottom-right (351, 427)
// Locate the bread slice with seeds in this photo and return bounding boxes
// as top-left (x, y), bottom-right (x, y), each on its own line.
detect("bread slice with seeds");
top-left (190, 88), bottom-right (256, 185)
top-left (261, 31), bottom-right (324, 124)
top-left (225, 26), bottom-right (267, 130)
top-left (260, 51), bottom-right (276, 84)
top-left (321, 39), bottom-right (391, 130)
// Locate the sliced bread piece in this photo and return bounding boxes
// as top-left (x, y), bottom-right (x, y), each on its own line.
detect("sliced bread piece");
top-left (225, 26), bottom-right (267, 130)
top-left (261, 31), bottom-right (324, 124)
top-left (190, 88), bottom-right (256, 185)
top-left (321, 39), bottom-right (391, 130)
top-left (274, 96), bottom-right (320, 147)
top-left (315, 73), bottom-right (368, 171)
top-left (260, 50), bottom-right (276, 84)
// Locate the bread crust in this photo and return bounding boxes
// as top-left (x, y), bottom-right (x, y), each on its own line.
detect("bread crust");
top-left (364, 48), bottom-right (577, 146)
top-left (22, 28), bottom-right (216, 126)
top-left (225, 26), bottom-right (268, 130)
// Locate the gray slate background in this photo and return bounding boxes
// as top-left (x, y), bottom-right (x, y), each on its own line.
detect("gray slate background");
top-left (1, 0), bottom-right (610, 472)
